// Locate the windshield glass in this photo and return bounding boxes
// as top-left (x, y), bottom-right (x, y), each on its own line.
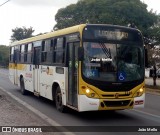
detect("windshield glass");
top-left (82, 42), bottom-right (144, 82)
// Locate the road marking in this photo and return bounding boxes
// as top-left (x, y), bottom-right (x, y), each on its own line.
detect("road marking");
top-left (0, 86), bottom-right (75, 135)
top-left (133, 109), bottom-right (160, 119)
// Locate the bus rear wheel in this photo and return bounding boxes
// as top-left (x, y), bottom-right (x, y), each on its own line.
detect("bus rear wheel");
top-left (55, 87), bottom-right (66, 112)
top-left (20, 78), bottom-right (27, 95)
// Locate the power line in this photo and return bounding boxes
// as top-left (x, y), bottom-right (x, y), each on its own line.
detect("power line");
top-left (0, 0), bottom-right (11, 7)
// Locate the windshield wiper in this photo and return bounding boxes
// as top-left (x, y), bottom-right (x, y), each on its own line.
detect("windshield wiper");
top-left (99, 43), bottom-right (112, 59)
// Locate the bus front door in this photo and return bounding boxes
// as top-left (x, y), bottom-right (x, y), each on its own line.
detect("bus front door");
top-left (33, 47), bottom-right (41, 95)
top-left (67, 42), bottom-right (79, 108)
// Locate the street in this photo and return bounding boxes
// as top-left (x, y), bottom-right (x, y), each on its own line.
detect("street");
top-left (0, 68), bottom-right (160, 135)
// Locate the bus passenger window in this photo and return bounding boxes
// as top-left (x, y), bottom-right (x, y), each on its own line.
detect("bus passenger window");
top-left (53, 37), bottom-right (65, 63)
top-left (27, 43), bottom-right (33, 63)
top-left (20, 45), bottom-right (25, 63)
top-left (41, 41), bottom-right (47, 62)
top-left (10, 47), bottom-right (14, 62)
top-left (41, 40), bottom-right (53, 63)
top-left (24, 44), bottom-right (28, 62)
top-left (46, 40), bottom-right (53, 63)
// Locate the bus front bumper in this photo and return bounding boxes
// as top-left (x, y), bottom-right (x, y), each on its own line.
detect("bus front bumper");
top-left (78, 93), bottom-right (145, 112)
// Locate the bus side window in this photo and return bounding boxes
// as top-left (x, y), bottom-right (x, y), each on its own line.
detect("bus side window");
top-left (24, 44), bottom-right (28, 63)
top-left (46, 39), bottom-right (53, 63)
top-left (13, 50), bottom-right (18, 63)
top-left (19, 45), bottom-right (21, 62)
top-left (10, 47), bottom-right (14, 62)
top-left (41, 40), bottom-right (53, 64)
top-left (53, 37), bottom-right (65, 64)
top-left (41, 41), bottom-right (47, 63)
top-left (27, 43), bottom-right (33, 63)
top-left (15, 46), bottom-right (20, 63)
top-left (20, 45), bottom-right (25, 63)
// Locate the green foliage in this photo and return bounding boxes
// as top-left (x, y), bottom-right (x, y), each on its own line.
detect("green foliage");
top-left (147, 15), bottom-right (160, 45)
top-left (54, 0), bottom-right (158, 34)
top-left (11, 26), bottom-right (35, 42)
top-left (145, 15), bottom-right (160, 66)
top-left (0, 45), bottom-right (9, 67)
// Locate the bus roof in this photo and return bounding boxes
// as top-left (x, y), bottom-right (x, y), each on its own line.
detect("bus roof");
top-left (10, 24), bottom-right (86, 46)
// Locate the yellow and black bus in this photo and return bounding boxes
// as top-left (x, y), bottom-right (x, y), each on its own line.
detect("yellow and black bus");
top-left (9, 24), bottom-right (145, 112)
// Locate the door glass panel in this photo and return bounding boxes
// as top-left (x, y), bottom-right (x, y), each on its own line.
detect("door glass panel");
top-left (68, 43), bottom-right (73, 104)
top-left (68, 42), bottom-right (79, 107)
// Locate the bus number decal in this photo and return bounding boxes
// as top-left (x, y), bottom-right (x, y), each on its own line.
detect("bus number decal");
top-left (85, 69), bottom-right (99, 77)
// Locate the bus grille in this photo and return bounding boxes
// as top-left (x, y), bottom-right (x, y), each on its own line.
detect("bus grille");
top-left (102, 93), bottom-right (131, 98)
top-left (103, 100), bottom-right (130, 107)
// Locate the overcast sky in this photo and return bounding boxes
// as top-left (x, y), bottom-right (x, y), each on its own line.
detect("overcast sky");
top-left (0, 0), bottom-right (159, 45)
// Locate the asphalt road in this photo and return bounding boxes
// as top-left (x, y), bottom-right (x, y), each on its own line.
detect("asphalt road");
top-left (0, 68), bottom-right (160, 135)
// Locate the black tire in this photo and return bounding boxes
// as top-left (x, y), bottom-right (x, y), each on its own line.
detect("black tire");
top-left (55, 87), bottom-right (66, 112)
top-left (20, 78), bottom-right (27, 95)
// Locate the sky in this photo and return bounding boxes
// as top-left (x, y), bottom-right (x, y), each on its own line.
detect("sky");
top-left (0, 0), bottom-right (159, 45)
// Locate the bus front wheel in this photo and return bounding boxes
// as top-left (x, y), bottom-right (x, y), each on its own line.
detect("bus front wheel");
top-left (55, 87), bottom-right (66, 112)
top-left (20, 78), bottom-right (27, 95)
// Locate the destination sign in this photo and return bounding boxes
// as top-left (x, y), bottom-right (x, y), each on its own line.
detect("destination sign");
top-left (83, 25), bottom-right (143, 43)
top-left (95, 30), bottom-right (129, 40)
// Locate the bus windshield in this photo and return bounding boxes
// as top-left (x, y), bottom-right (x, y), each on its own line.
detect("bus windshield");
top-left (82, 42), bottom-right (144, 82)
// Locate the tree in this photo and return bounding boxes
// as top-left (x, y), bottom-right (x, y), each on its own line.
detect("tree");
top-left (144, 15), bottom-right (160, 66)
top-left (0, 45), bottom-right (9, 67)
top-left (146, 15), bottom-right (160, 44)
top-left (54, 0), bottom-right (158, 33)
top-left (11, 26), bottom-right (35, 42)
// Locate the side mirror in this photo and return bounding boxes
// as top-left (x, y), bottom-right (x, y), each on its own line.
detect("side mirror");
top-left (78, 47), bottom-right (84, 61)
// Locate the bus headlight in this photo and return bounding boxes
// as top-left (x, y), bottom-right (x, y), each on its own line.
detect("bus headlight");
top-left (81, 86), bottom-right (99, 98)
top-left (134, 87), bottom-right (145, 97)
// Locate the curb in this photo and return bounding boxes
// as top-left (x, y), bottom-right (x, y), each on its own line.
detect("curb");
top-left (0, 87), bottom-right (75, 135)
top-left (146, 88), bottom-right (160, 96)
top-left (146, 91), bottom-right (160, 96)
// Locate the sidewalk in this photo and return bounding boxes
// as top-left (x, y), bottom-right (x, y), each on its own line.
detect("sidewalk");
top-left (0, 89), bottom-right (61, 135)
top-left (145, 78), bottom-right (160, 86)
